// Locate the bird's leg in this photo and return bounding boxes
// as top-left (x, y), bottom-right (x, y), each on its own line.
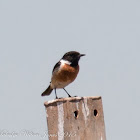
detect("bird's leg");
top-left (55, 89), bottom-right (58, 99)
top-left (63, 88), bottom-right (71, 97)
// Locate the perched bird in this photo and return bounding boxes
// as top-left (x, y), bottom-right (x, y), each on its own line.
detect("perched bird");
top-left (41, 51), bottom-right (85, 98)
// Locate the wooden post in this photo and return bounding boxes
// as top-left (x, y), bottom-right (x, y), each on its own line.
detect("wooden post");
top-left (44, 96), bottom-right (106, 140)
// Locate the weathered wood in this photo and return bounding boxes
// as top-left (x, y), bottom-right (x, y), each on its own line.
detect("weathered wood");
top-left (44, 96), bottom-right (106, 140)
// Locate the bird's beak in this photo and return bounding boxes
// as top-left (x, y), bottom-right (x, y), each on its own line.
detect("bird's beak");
top-left (80, 54), bottom-right (86, 57)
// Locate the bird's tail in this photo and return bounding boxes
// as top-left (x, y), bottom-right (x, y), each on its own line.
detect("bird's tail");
top-left (41, 85), bottom-right (53, 96)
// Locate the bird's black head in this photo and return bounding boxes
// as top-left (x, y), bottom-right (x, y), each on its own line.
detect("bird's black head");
top-left (62, 51), bottom-right (85, 66)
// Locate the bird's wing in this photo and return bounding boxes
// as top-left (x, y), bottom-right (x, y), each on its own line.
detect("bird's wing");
top-left (52, 61), bottom-right (61, 74)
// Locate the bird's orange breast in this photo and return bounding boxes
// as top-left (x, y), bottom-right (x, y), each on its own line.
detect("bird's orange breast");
top-left (51, 64), bottom-right (79, 88)
top-left (58, 64), bottom-right (79, 82)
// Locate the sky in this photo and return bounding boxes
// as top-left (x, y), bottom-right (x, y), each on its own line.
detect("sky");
top-left (0, 0), bottom-right (140, 140)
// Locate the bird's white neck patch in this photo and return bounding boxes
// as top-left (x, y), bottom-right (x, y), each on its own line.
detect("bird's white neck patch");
top-left (60, 59), bottom-right (71, 65)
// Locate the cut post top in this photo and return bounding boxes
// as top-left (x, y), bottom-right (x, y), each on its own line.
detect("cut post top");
top-left (44, 96), bottom-right (101, 107)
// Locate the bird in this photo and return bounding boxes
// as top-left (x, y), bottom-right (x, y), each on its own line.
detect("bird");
top-left (41, 51), bottom-right (85, 99)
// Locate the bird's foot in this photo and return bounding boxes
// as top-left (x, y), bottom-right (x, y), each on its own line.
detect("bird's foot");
top-left (68, 95), bottom-right (78, 98)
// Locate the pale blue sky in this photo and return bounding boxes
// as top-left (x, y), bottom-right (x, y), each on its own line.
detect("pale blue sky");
top-left (0, 0), bottom-right (140, 140)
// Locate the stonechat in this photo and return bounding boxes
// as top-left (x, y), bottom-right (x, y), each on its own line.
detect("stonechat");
top-left (41, 51), bottom-right (85, 98)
